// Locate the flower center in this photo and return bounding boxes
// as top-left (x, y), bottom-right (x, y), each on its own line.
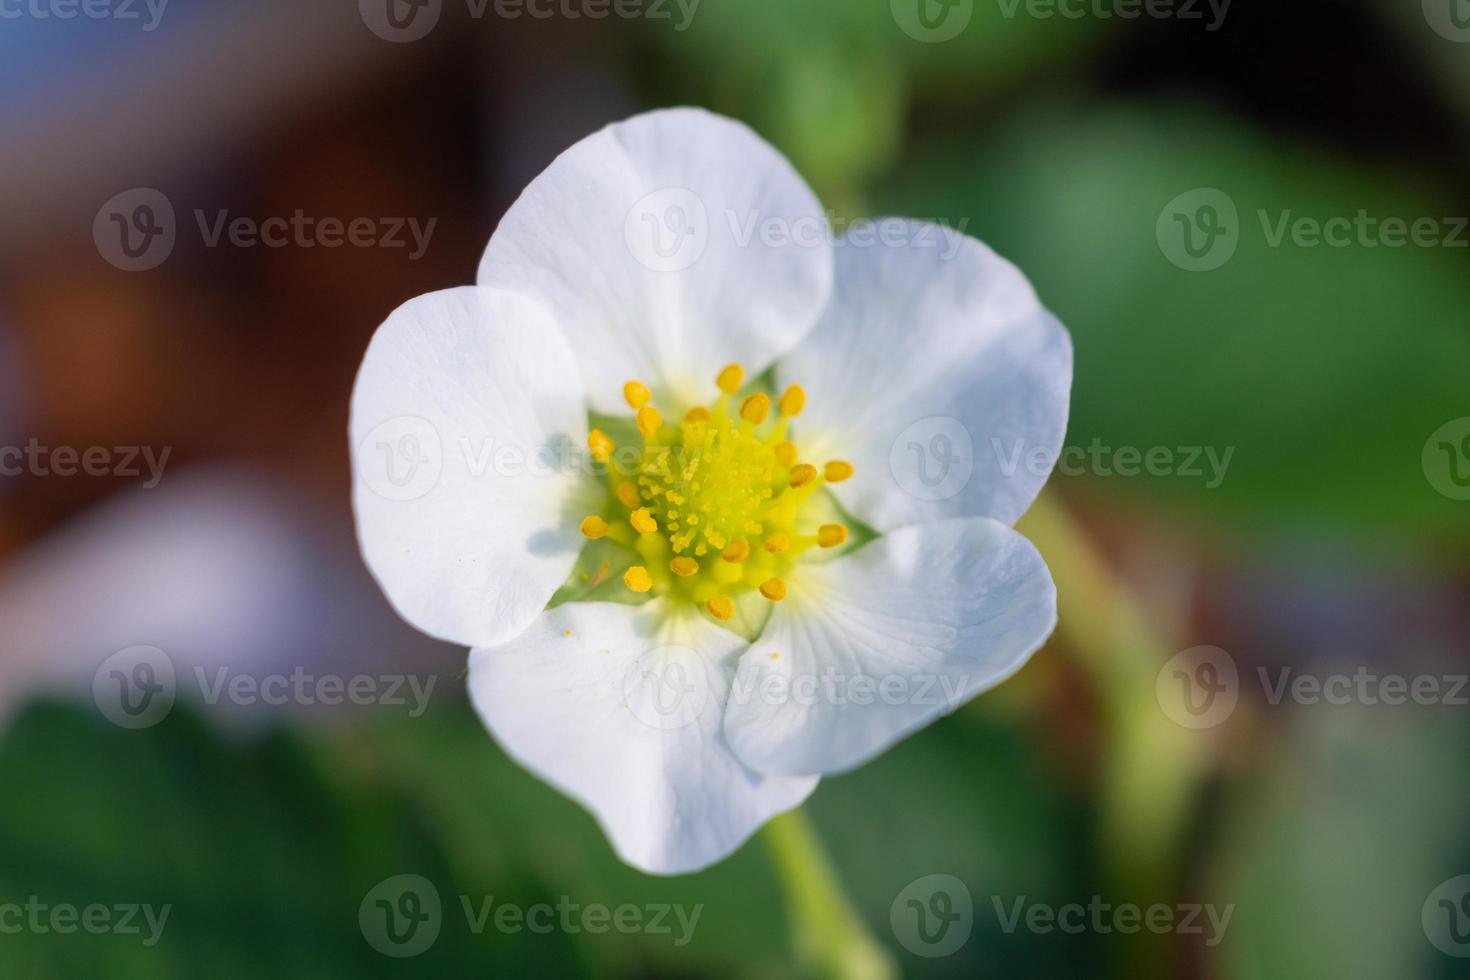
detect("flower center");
top-left (578, 363), bottom-right (852, 622)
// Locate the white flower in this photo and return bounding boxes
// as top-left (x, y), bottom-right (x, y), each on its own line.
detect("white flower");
top-left (350, 107), bottom-right (1072, 875)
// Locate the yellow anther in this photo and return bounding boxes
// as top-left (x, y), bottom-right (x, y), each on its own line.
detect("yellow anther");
top-left (588, 429), bottom-right (614, 463)
top-left (774, 441), bottom-right (798, 467)
top-left (778, 384), bottom-right (806, 417)
top-left (818, 524), bottom-right (848, 548)
top-left (623, 380), bottom-right (651, 409)
top-left (759, 577), bottom-right (787, 601)
top-left (580, 515), bottom-right (609, 539)
top-left (717, 363), bottom-right (744, 394)
top-left (684, 406), bottom-right (710, 423)
top-left (707, 595), bottom-right (734, 621)
top-left (636, 405), bottom-right (663, 439)
top-left (722, 539), bottom-right (750, 563)
top-left (824, 460), bottom-right (854, 483)
top-left (740, 393), bottom-right (770, 425)
top-left (764, 532), bottom-right (790, 554)
top-left (789, 463), bottom-right (817, 488)
top-left (624, 566), bottom-right (653, 593)
top-left (670, 556), bottom-right (700, 577)
top-left (616, 482), bottom-right (641, 508)
top-left (630, 508), bottom-right (658, 534)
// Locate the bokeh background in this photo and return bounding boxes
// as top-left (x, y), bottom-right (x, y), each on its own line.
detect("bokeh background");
top-left (2, 0), bottom-right (1469, 977)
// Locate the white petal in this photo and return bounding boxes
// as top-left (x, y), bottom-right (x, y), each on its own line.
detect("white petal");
top-left (724, 519), bottom-right (1056, 777)
top-left (478, 107), bottom-right (833, 414)
top-left (350, 287), bottom-right (592, 648)
top-left (778, 219), bottom-right (1072, 531)
top-left (468, 599), bottom-right (817, 875)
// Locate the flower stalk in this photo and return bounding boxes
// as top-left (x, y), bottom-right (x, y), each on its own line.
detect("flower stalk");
top-left (761, 808), bottom-right (897, 980)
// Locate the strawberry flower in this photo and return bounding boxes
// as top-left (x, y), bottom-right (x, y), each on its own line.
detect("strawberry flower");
top-left (350, 107), bottom-right (1072, 874)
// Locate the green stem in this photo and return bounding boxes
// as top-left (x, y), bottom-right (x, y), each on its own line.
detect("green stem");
top-left (761, 808), bottom-right (897, 980)
top-left (1019, 492), bottom-right (1216, 971)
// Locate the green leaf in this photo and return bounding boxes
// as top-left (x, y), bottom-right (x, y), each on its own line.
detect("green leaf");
top-left (880, 102), bottom-right (1470, 544)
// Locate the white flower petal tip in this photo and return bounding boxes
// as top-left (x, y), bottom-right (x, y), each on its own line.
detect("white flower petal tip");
top-left (778, 217), bottom-right (1073, 532)
top-left (478, 106), bottom-right (834, 414)
top-left (723, 518), bottom-right (1058, 778)
top-left (469, 600), bottom-right (818, 875)
top-left (350, 286), bottom-right (592, 649)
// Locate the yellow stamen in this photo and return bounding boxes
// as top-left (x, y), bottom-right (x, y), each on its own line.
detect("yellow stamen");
top-left (580, 515), bottom-right (609, 539)
top-left (624, 566), bottom-right (653, 593)
top-left (778, 384), bottom-right (806, 417)
top-left (818, 524), bottom-right (848, 548)
top-left (764, 532), bottom-right (790, 554)
top-left (588, 429), bottom-right (614, 463)
top-left (636, 405), bottom-right (663, 439)
top-left (707, 595), bottom-right (734, 621)
top-left (740, 392), bottom-right (770, 425)
top-left (759, 577), bottom-right (787, 601)
top-left (685, 406), bottom-right (711, 423)
top-left (774, 441), bottom-right (798, 467)
top-left (789, 463), bottom-right (817, 488)
top-left (722, 539), bottom-right (750, 563)
top-left (670, 556), bottom-right (699, 577)
top-left (717, 363), bottom-right (744, 395)
top-left (824, 460), bottom-right (854, 483)
top-left (623, 380), bottom-right (651, 409)
top-left (630, 508), bottom-right (658, 534)
top-left (616, 482), bottom-right (640, 508)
